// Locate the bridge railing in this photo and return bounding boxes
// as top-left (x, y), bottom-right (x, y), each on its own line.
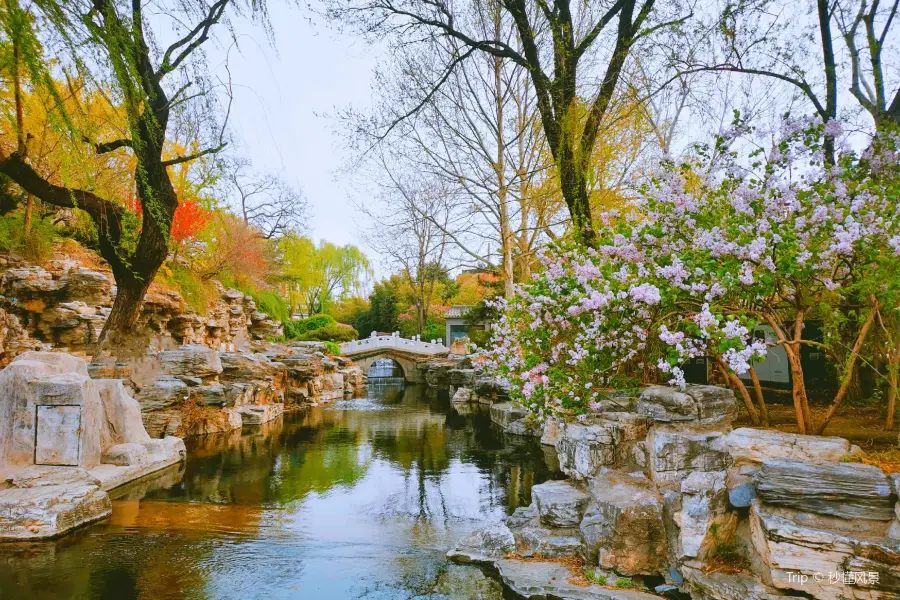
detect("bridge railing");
top-left (340, 334), bottom-right (448, 356)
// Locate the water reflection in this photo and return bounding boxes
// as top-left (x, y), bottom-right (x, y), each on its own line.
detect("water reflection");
top-left (0, 382), bottom-right (558, 599)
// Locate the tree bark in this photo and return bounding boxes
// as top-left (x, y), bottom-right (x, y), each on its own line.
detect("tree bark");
top-left (748, 366), bottom-right (769, 427)
top-left (492, 37), bottom-right (514, 299)
top-left (11, 25), bottom-right (35, 235)
top-left (716, 360), bottom-right (760, 425)
top-left (816, 299), bottom-right (879, 434)
top-left (886, 366), bottom-right (898, 430)
top-left (817, 0), bottom-right (838, 165)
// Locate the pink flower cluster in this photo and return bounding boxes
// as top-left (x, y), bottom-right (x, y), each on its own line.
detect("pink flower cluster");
top-left (484, 122), bottom-right (900, 420)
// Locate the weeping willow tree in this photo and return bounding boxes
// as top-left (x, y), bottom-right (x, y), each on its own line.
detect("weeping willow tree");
top-left (0, 0), bottom-right (263, 355)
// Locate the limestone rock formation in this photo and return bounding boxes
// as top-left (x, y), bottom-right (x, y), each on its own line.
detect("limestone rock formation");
top-left (646, 425), bottom-right (731, 483)
top-left (494, 558), bottom-right (662, 600)
top-left (532, 480), bottom-right (591, 528)
top-left (754, 459), bottom-right (894, 521)
top-left (637, 385), bottom-right (737, 425)
top-left (580, 472), bottom-right (667, 575)
top-left (722, 428), bottom-right (853, 464)
top-left (750, 499), bottom-right (900, 599)
top-left (0, 352), bottom-right (186, 540)
top-left (0, 250), bottom-right (283, 354)
top-left (490, 402), bottom-right (540, 436)
top-left (446, 523), bottom-right (516, 565)
top-left (556, 416), bottom-right (649, 480)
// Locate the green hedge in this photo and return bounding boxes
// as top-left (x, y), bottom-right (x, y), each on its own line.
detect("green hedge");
top-left (284, 314), bottom-right (336, 339)
top-left (297, 322), bottom-right (358, 343)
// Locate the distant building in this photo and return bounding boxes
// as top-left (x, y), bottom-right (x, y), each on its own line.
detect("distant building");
top-left (445, 305), bottom-right (486, 345)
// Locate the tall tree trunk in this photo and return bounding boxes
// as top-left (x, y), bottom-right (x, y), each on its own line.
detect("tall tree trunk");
top-left (96, 275), bottom-right (152, 354)
top-left (817, 0), bottom-right (838, 165)
top-left (748, 366), bottom-right (769, 427)
top-left (11, 26), bottom-right (34, 235)
top-left (816, 299), bottom-right (879, 434)
top-left (716, 361), bottom-right (760, 425)
top-left (491, 13), bottom-right (514, 299)
top-left (886, 365), bottom-right (898, 430)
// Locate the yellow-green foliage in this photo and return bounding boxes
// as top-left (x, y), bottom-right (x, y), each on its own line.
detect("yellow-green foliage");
top-left (163, 265), bottom-right (217, 315)
top-left (247, 288), bottom-right (291, 323)
top-left (0, 213), bottom-right (56, 263)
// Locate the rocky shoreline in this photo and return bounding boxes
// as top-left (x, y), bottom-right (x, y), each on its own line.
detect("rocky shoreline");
top-left (424, 358), bottom-right (900, 600)
top-left (0, 249), bottom-right (368, 543)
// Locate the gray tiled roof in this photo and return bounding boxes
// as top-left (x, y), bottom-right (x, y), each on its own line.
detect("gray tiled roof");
top-left (446, 305), bottom-right (474, 319)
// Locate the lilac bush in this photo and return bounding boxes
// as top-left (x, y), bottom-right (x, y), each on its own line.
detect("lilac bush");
top-left (486, 121), bottom-right (900, 432)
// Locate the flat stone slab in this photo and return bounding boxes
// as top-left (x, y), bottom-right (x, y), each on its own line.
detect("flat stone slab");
top-left (681, 566), bottom-right (793, 600)
top-left (637, 385), bottom-right (737, 424)
top-left (754, 459), bottom-right (894, 520)
top-left (0, 467), bottom-right (111, 540)
top-left (90, 436), bottom-right (186, 491)
top-left (495, 559), bottom-right (662, 599)
top-left (750, 499), bottom-right (900, 600)
top-left (446, 523), bottom-right (515, 565)
top-left (722, 428), bottom-right (852, 464)
top-left (532, 480), bottom-right (590, 527)
top-left (237, 403), bottom-right (284, 425)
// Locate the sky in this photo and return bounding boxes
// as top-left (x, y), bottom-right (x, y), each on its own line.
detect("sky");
top-left (204, 3), bottom-right (382, 260)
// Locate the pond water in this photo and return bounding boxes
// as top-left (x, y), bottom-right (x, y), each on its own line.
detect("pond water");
top-left (0, 380), bottom-right (559, 599)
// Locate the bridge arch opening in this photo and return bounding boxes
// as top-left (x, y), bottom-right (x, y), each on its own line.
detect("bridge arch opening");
top-left (367, 357), bottom-right (405, 379)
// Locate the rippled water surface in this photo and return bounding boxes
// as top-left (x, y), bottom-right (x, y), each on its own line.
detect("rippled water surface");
top-left (0, 381), bottom-right (559, 599)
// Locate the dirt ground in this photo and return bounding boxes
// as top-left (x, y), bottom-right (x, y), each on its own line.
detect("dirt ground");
top-left (734, 401), bottom-right (900, 472)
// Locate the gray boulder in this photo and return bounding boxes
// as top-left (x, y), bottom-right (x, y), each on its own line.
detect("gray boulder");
top-left (637, 385), bottom-right (737, 425)
top-left (447, 523), bottom-right (516, 565)
top-left (515, 525), bottom-right (583, 557)
top-left (721, 428), bottom-right (852, 464)
top-left (647, 425), bottom-right (731, 483)
top-left (532, 480), bottom-right (591, 527)
top-left (580, 472), bottom-right (667, 575)
top-left (556, 416), bottom-right (648, 480)
top-left (754, 459), bottom-right (894, 521)
top-left (676, 471), bottom-right (736, 561)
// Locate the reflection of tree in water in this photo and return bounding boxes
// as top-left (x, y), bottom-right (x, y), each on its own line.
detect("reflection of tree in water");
top-left (0, 381), bottom-right (558, 600)
top-left (368, 384), bottom-right (559, 523)
top-left (147, 412), bottom-right (370, 508)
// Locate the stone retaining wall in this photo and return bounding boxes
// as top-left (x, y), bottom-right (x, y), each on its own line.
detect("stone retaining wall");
top-left (448, 382), bottom-right (900, 600)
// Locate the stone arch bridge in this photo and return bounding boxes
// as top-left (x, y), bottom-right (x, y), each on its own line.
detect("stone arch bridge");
top-left (340, 335), bottom-right (448, 383)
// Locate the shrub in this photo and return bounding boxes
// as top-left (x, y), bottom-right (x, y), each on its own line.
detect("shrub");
top-left (323, 341), bottom-right (341, 355)
top-left (585, 571), bottom-right (607, 585)
top-left (298, 313), bottom-right (336, 333)
top-left (248, 289), bottom-right (291, 323)
top-left (284, 314), bottom-right (339, 340)
top-left (614, 579), bottom-right (634, 589)
top-left (0, 213), bottom-right (57, 263)
top-left (298, 322), bottom-right (358, 343)
top-left (164, 265), bottom-right (217, 315)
